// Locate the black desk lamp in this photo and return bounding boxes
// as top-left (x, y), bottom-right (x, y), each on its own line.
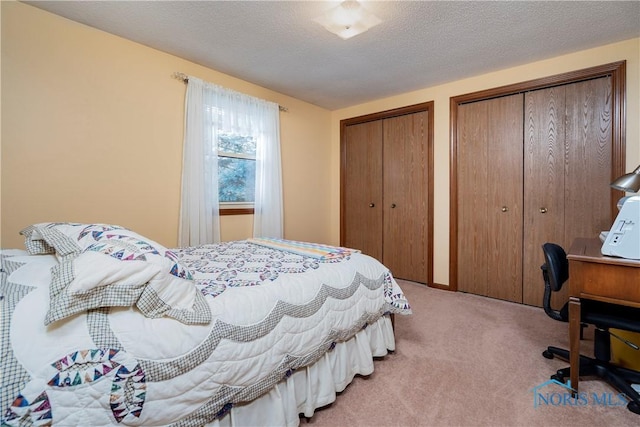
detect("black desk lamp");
top-left (610, 164), bottom-right (640, 192)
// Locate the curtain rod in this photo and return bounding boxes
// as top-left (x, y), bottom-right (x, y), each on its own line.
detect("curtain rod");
top-left (173, 72), bottom-right (288, 112)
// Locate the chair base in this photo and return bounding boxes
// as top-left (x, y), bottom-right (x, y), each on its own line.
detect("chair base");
top-left (543, 346), bottom-right (640, 415)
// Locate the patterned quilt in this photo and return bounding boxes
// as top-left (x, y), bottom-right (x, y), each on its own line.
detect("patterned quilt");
top-left (1, 240), bottom-right (411, 426)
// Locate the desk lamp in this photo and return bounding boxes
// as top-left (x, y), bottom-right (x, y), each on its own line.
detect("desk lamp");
top-left (610, 164), bottom-right (640, 192)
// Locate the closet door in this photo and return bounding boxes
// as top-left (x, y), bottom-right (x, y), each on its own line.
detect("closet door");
top-left (457, 100), bottom-right (489, 296)
top-left (563, 77), bottom-right (613, 241)
top-left (487, 95), bottom-right (524, 301)
top-left (383, 111), bottom-right (429, 282)
top-left (523, 86), bottom-right (567, 306)
top-left (454, 64), bottom-right (623, 307)
top-left (343, 121), bottom-right (383, 260)
top-left (522, 77), bottom-right (613, 307)
top-left (457, 94), bottom-right (524, 301)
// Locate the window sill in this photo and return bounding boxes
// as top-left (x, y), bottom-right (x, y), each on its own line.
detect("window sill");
top-left (220, 208), bottom-right (254, 216)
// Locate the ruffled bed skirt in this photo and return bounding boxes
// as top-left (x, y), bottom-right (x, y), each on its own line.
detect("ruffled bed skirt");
top-left (207, 314), bottom-right (396, 427)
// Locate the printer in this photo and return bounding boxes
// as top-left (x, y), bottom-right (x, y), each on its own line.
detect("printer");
top-left (601, 195), bottom-right (640, 260)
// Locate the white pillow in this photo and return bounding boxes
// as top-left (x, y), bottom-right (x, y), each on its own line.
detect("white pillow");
top-left (20, 223), bottom-right (211, 325)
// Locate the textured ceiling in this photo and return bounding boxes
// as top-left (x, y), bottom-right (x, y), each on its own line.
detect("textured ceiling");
top-left (25, 1), bottom-right (640, 110)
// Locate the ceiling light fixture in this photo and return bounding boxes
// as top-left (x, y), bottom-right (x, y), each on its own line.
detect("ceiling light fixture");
top-left (314, 1), bottom-right (382, 40)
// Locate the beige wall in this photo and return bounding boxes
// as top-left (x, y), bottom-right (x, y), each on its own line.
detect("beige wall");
top-left (1, 2), bottom-right (333, 249)
top-left (331, 37), bottom-right (640, 287)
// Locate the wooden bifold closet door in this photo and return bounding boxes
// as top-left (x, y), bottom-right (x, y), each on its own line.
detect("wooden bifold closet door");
top-left (457, 94), bottom-right (524, 301)
top-left (456, 75), bottom-right (614, 306)
top-left (522, 78), bottom-right (613, 307)
top-left (343, 120), bottom-right (384, 262)
top-left (342, 108), bottom-right (431, 284)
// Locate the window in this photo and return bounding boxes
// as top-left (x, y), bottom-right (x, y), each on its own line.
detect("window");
top-left (179, 76), bottom-right (282, 246)
top-left (217, 132), bottom-right (256, 211)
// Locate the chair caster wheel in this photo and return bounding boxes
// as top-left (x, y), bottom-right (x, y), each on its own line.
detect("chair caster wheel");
top-left (628, 401), bottom-right (640, 415)
top-left (542, 350), bottom-right (554, 359)
top-left (551, 374), bottom-right (564, 383)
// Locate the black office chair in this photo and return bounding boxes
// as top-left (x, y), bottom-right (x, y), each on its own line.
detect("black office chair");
top-left (540, 242), bottom-right (640, 415)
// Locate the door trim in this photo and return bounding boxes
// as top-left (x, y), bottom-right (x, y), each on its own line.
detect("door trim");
top-left (340, 101), bottom-right (435, 286)
top-left (449, 61), bottom-right (626, 292)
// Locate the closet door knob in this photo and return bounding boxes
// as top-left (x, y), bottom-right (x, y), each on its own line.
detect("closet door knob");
top-left (369, 203), bottom-right (375, 208)
top-left (501, 206), bottom-right (509, 212)
top-left (391, 203), bottom-right (397, 208)
top-left (539, 207), bottom-right (548, 214)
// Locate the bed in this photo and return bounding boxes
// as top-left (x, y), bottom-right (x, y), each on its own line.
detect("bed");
top-left (1, 222), bottom-right (411, 426)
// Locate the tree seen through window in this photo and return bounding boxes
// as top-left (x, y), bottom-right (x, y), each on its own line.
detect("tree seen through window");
top-left (218, 133), bottom-right (256, 204)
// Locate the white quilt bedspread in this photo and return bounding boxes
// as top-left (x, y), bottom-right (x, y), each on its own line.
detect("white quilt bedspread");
top-left (1, 241), bottom-right (411, 426)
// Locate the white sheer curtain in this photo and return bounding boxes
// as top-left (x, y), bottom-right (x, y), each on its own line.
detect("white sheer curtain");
top-left (253, 99), bottom-right (283, 239)
top-left (179, 77), bottom-right (220, 246)
top-left (179, 76), bottom-right (283, 246)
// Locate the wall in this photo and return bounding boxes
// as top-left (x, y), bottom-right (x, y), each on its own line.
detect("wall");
top-left (1, 2), bottom-right (333, 249)
top-left (331, 38), bottom-right (640, 287)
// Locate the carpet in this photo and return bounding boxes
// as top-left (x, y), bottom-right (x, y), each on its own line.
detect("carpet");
top-left (307, 280), bottom-right (639, 426)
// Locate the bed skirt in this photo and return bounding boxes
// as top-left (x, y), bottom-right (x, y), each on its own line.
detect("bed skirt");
top-left (207, 314), bottom-right (396, 427)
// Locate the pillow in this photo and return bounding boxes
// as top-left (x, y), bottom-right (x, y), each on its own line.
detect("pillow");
top-left (19, 223), bottom-right (62, 255)
top-left (22, 223), bottom-right (210, 325)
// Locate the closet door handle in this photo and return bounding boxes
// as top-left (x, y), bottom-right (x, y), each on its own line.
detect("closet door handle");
top-left (539, 207), bottom-right (548, 214)
top-left (501, 206), bottom-right (509, 212)
top-left (369, 203), bottom-right (375, 208)
top-left (391, 203), bottom-right (397, 208)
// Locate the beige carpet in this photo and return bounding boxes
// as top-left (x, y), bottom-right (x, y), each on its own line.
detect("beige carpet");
top-left (307, 280), bottom-right (639, 426)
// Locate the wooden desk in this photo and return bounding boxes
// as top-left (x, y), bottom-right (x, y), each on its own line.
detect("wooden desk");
top-left (566, 237), bottom-right (640, 392)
